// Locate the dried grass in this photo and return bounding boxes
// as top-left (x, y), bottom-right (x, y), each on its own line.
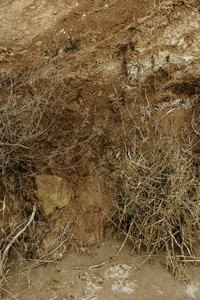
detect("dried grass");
top-left (0, 196), bottom-right (77, 294)
top-left (0, 50), bottom-right (100, 284)
top-left (108, 122), bottom-right (200, 279)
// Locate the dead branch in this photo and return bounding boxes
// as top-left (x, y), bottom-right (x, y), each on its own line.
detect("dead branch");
top-left (0, 204), bottom-right (36, 275)
top-left (191, 109), bottom-right (200, 136)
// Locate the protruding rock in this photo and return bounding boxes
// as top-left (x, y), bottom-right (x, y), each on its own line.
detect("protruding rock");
top-left (36, 175), bottom-right (73, 215)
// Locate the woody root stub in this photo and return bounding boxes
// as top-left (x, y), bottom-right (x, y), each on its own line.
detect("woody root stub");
top-left (36, 175), bottom-right (73, 215)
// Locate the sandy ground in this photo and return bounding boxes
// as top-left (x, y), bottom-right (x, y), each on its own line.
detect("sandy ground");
top-left (2, 240), bottom-right (200, 300)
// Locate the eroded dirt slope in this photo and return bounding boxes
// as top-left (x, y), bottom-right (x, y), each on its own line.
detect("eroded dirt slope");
top-left (0, 0), bottom-right (200, 299)
top-left (0, 0), bottom-right (200, 282)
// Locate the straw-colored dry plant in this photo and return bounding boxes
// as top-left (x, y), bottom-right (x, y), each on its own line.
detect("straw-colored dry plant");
top-left (0, 73), bottom-right (74, 282)
top-left (0, 62), bottom-right (99, 281)
top-left (110, 130), bottom-right (200, 278)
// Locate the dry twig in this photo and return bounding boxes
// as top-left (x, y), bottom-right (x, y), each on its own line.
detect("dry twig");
top-left (0, 205), bottom-right (36, 275)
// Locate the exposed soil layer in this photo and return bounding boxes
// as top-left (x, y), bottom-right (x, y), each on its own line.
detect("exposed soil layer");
top-left (0, 0), bottom-right (200, 298)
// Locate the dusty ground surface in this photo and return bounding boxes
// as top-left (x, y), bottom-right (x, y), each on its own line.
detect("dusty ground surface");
top-left (2, 240), bottom-right (200, 300)
top-left (0, 0), bottom-right (200, 299)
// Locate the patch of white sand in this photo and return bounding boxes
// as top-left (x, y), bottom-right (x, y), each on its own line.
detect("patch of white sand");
top-left (111, 281), bottom-right (137, 294)
top-left (105, 264), bottom-right (137, 294)
top-left (186, 282), bottom-right (199, 299)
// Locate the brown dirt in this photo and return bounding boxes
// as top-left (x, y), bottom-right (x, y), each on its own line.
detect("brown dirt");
top-left (0, 0), bottom-right (200, 298)
top-left (2, 241), bottom-right (200, 300)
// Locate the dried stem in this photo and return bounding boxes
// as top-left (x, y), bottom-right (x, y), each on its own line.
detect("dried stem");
top-left (0, 205), bottom-right (36, 275)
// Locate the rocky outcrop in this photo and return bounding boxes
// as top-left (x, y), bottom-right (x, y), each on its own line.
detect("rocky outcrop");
top-left (124, 1), bottom-right (200, 101)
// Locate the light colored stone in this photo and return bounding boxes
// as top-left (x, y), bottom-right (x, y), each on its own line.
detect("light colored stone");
top-left (36, 175), bottom-right (73, 215)
top-left (125, 2), bottom-right (200, 84)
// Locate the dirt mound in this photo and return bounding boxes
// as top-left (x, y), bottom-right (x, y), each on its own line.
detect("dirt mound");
top-left (0, 0), bottom-right (199, 291)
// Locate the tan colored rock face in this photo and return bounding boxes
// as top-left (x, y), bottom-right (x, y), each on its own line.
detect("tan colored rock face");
top-left (125, 2), bottom-right (200, 85)
top-left (36, 175), bottom-right (73, 215)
